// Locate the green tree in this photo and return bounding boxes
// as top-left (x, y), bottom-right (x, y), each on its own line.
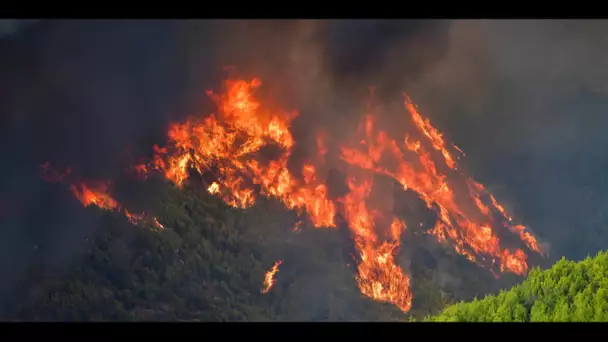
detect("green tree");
top-left (428, 251), bottom-right (608, 322)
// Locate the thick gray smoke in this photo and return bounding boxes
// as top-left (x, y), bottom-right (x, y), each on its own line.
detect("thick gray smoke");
top-left (407, 20), bottom-right (608, 262)
top-left (2, 19), bottom-right (607, 318)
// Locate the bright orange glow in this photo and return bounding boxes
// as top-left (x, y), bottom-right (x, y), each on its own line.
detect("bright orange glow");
top-left (261, 260), bottom-right (283, 294)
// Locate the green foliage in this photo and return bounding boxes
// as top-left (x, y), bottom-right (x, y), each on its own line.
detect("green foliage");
top-left (426, 252), bottom-right (608, 322)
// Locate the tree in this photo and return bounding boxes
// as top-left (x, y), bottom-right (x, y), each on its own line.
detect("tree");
top-left (427, 251), bottom-right (608, 322)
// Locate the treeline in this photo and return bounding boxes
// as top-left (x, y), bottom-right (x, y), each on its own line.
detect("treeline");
top-left (426, 251), bottom-right (608, 322)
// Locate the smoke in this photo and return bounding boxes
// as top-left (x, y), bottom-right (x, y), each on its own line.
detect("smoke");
top-left (0, 20), bottom-right (39, 40)
top-left (319, 20), bottom-right (450, 100)
top-left (187, 19), bottom-right (454, 193)
top-left (0, 19), bottom-right (456, 317)
top-left (10, 19), bottom-right (601, 318)
top-left (407, 20), bottom-right (608, 262)
top-left (0, 20), bottom-right (214, 313)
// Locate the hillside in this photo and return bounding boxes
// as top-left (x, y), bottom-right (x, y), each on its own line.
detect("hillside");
top-left (426, 251), bottom-right (608, 322)
top-left (4, 175), bottom-right (510, 321)
top-left (3, 75), bottom-right (540, 321)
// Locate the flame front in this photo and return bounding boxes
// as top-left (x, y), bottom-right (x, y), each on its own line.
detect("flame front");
top-left (41, 164), bottom-right (164, 231)
top-left (44, 76), bottom-right (542, 313)
top-left (136, 77), bottom-right (542, 312)
top-left (261, 260), bottom-right (283, 294)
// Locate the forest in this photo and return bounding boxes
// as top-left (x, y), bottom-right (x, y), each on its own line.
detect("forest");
top-left (6, 169), bottom-right (608, 321)
top-left (5, 175), bottom-right (517, 321)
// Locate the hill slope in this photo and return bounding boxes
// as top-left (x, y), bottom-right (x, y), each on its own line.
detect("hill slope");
top-left (5, 177), bottom-right (505, 321)
top-left (2, 179), bottom-right (421, 321)
top-left (426, 251), bottom-right (608, 322)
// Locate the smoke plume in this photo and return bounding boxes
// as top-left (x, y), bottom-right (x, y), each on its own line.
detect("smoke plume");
top-left (3, 19), bottom-right (607, 317)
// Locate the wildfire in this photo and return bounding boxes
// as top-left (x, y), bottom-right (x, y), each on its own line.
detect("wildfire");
top-left (261, 260), bottom-right (283, 294)
top-left (136, 77), bottom-right (542, 313)
top-left (41, 164), bottom-right (164, 231)
top-left (43, 75), bottom-right (543, 314)
top-left (69, 182), bottom-right (119, 211)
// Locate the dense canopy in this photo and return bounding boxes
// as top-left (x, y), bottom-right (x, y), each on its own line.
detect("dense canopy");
top-left (427, 251), bottom-right (608, 322)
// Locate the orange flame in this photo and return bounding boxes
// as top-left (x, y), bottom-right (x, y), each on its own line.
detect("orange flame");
top-left (70, 182), bottom-right (118, 211)
top-left (41, 164), bottom-right (163, 230)
top-left (152, 217), bottom-right (165, 230)
top-left (138, 77), bottom-right (543, 312)
top-left (124, 209), bottom-right (145, 225)
top-left (261, 260), bottom-right (283, 294)
top-left (46, 76), bottom-right (542, 313)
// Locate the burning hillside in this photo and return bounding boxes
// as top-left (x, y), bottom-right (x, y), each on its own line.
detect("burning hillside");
top-left (42, 76), bottom-right (543, 314)
top-left (40, 163), bottom-right (164, 231)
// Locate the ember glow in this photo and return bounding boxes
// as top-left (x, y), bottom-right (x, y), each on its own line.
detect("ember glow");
top-left (261, 260), bottom-right (283, 294)
top-left (43, 76), bottom-right (543, 314)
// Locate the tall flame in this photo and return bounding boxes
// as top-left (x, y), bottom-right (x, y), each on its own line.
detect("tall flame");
top-left (44, 76), bottom-right (542, 313)
top-left (134, 77), bottom-right (543, 312)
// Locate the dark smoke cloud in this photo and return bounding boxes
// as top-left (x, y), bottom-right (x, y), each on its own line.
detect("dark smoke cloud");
top-left (269, 20), bottom-right (453, 179)
top-left (319, 19), bottom-right (450, 101)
